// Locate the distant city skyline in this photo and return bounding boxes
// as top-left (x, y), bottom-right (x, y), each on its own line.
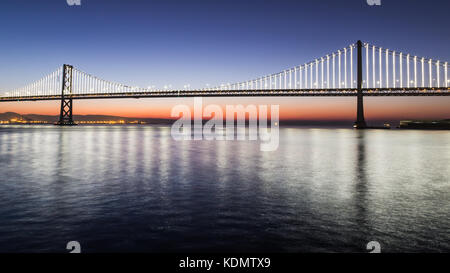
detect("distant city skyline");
top-left (0, 0), bottom-right (449, 121)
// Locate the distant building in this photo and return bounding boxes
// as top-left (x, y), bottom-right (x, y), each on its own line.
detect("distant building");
top-left (399, 120), bottom-right (450, 129)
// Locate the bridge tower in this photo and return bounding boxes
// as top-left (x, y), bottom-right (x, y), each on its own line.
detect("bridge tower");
top-left (56, 64), bottom-right (76, 126)
top-left (354, 40), bottom-right (367, 129)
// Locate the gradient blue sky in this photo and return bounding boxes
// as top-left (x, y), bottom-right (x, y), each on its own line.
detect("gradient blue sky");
top-left (0, 0), bottom-right (449, 120)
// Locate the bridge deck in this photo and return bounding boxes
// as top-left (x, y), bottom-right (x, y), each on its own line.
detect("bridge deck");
top-left (0, 88), bottom-right (449, 102)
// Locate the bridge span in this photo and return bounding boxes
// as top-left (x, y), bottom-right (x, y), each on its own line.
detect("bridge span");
top-left (1, 41), bottom-right (449, 127)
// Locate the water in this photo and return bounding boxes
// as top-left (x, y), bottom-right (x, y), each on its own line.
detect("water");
top-left (0, 125), bottom-right (448, 253)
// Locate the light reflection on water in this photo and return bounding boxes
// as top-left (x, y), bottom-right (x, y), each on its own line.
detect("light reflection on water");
top-left (0, 125), bottom-right (448, 253)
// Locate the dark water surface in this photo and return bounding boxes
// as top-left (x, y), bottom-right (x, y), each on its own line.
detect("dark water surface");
top-left (0, 126), bottom-right (448, 253)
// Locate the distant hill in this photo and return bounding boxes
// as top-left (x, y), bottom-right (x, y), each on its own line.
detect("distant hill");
top-left (0, 112), bottom-right (25, 120)
top-left (0, 112), bottom-right (175, 124)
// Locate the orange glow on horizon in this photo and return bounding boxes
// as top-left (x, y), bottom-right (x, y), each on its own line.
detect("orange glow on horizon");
top-left (1, 97), bottom-right (449, 122)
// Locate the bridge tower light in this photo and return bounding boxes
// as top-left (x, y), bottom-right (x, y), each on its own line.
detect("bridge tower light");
top-left (294, 67), bottom-right (297, 89)
top-left (445, 62), bottom-right (448, 88)
top-left (50, 71), bottom-right (54, 95)
top-left (350, 46), bottom-right (353, 89)
top-left (53, 71), bottom-right (57, 95)
top-left (365, 44), bottom-right (369, 88)
top-left (406, 54), bottom-right (410, 88)
top-left (421, 58), bottom-right (425, 87)
top-left (379, 47), bottom-right (382, 87)
top-left (338, 50), bottom-right (341, 88)
top-left (429, 59), bottom-right (432, 88)
top-left (79, 73), bottom-right (82, 94)
top-left (47, 73), bottom-right (50, 95)
top-left (53, 74), bottom-right (57, 95)
top-left (321, 58), bottom-right (324, 89)
top-left (277, 73), bottom-right (280, 89)
top-left (414, 56), bottom-right (418, 88)
top-left (372, 45), bottom-right (376, 89)
top-left (315, 59), bottom-right (319, 89)
top-left (289, 69), bottom-right (292, 89)
top-left (436, 61), bottom-right (440, 88)
top-left (305, 64), bottom-right (309, 89)
top-left (86, 74), bottom-right (90, 94)
top-left (43, 77), bottom-right (46, 96)
top-left (392, 51), bottom-right (396, 88)
top-left (343, 48), bottom-right (347, 89)
top-left (327, 55), bottom-right (330, 89)
top-left (399, 52), bottom-right (403, 88)
top-left (385, 49), bottom-right (389, 87)
top-left (332, 53), bottom-right (335, 89)
top-left (43, 75), bottom-right (46, 96)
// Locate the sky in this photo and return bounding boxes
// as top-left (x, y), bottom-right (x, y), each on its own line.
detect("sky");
top-left (0, 0), bottom-right (449, 122)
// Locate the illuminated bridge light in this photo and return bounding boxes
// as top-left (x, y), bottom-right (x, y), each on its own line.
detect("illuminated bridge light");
top-left (0, 42), bottom-right (448, 102)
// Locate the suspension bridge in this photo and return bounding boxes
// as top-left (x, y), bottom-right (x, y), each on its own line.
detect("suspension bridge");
top-left (0, 41), bottom-right (449, 127)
